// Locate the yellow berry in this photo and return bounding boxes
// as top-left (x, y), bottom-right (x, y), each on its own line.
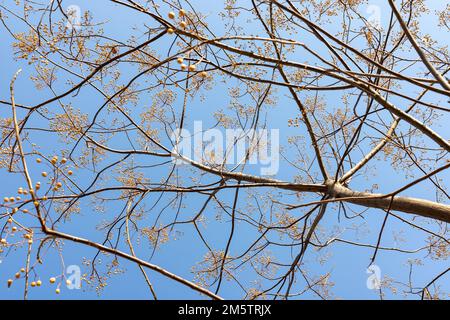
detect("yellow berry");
top-left (12, 227), bottom-right (17, 232)
top-left (31, 281), bottom-right (36, 287)
top-left (36, 158), bottom-right (42, 163)
top-left (61, 158), bottom-right (67, 164)
top-left (200, 71), bottom-right (208, 78)
top-left (42, 172), bottom-right (48, 177)
top-left (9, 197), bottom-right (15, 202)
top-left (7, 279), bottom-right (13, 287)
top-left (177, 57), bottom-right (184, 64)
top-left (55, 288), bottom-right (60, 294)
top-left (179, 9), bottom-right (186, 17)
top-left (3, 197), bottom-right (8, 203)
top-left (167, 28), bottom-right (174, 34)
top-left (49, 277), bottom-right (56, 284)
top-left (15, 272), bottom-right (20, 279)
top-left (188, 64), bottom-right (196, 72)
top-left (180, 64), bottom-right (187, 70)
top-left (0, 239), bottom-right (6, 244)
top-left (168, 11), bottom-right (176, 19)
top-left (36, 280), bottom-right (42, 286)
top-left (7, 218), bottom-right (12, 223)
top-left (28, 239), bottom-right (33, 245)
top-left (66, 279), bottom-right (71, 286)
top-left (56, 182), bottom-right (62, 188)
top-left (22, 209), bottom-right (29, 213)
top-left (33, 201), bottom-right (39, 207)
top-left (24, 234), bottom-right (31, 239)
top-left (180, 21), bottom-right (187, 29)
top-left (20, 268), bottom-right (25, 273)
top-left (67, 170), bottom-right (73, 175)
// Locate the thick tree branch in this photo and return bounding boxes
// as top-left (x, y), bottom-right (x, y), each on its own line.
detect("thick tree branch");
top-left (330, 183), bottom-right (450, 223)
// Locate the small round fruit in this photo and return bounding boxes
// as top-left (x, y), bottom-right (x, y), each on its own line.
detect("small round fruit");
top-left (22, 209), bottom-right (29, 213)
top-left (12, 227), bottom-right (17, 232)
top-left (9, 197), bottom-right (15, 202)
top-left (66, 279), bottom-right (71, 286)
top-left (56, 182), bottom-right (62, 188)
top-left (36, 280), bottom-right (42, 286)
top-left (28, 239), bottom-right (33, 245)
top-left (15, 273), bottom-right (20, 279)
top-left (31, 281), bottom-right (36, 287)
top-left (168, 11), bottom-right (176, 19)
top-left (179, 9), bottom-right (186, 17)
top-left (55, 288), bottom-right (60, 294)
top-left (0, 239), bottom-right (6, 245)
top-left (7, 218), bottom-right (12, 223)
top-left (167, 28), bottom-right (175, 34)
top-left (42, 172), bottom-right (48, 177)
top-left (188, 64), bottom-right (196, 72)
top-left (49, 277), bottom-right (56, 284)
top-left (177, 57), bottom-right (184, 64)
top-left (61, 158), bottom-right (67, 164)
top-left (180, 64), bottom-right (187, 70)
top-left (36, 158), bottom-right (42, 163)
top-left (3, 197), bottom-right (8, 203)
top-left (180, 21), bottom-right (187, 29)
top-left (200, 71), bottom-right (208, 78)
top-left (33, 201), bottom-right (39, 207)
top-left (7, 279), bottom-right (13, 287)
top-left (20, 268), bottom-right (25, 273)
top-left (68, 170), bottom-right (73, 175)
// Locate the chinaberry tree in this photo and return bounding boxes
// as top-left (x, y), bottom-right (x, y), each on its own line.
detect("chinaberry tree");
top-left (0, 0), bottom-right (449, 299)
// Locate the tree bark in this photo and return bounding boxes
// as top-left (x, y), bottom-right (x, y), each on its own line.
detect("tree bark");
top-left (330, 183), bottom-right (450, 223)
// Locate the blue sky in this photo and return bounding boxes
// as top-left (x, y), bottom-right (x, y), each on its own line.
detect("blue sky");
top-left (0, 0), bottom-right (449, 300)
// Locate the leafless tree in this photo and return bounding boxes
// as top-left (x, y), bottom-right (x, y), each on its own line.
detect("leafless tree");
top-left (0, 0), bottom-right (449, 300)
